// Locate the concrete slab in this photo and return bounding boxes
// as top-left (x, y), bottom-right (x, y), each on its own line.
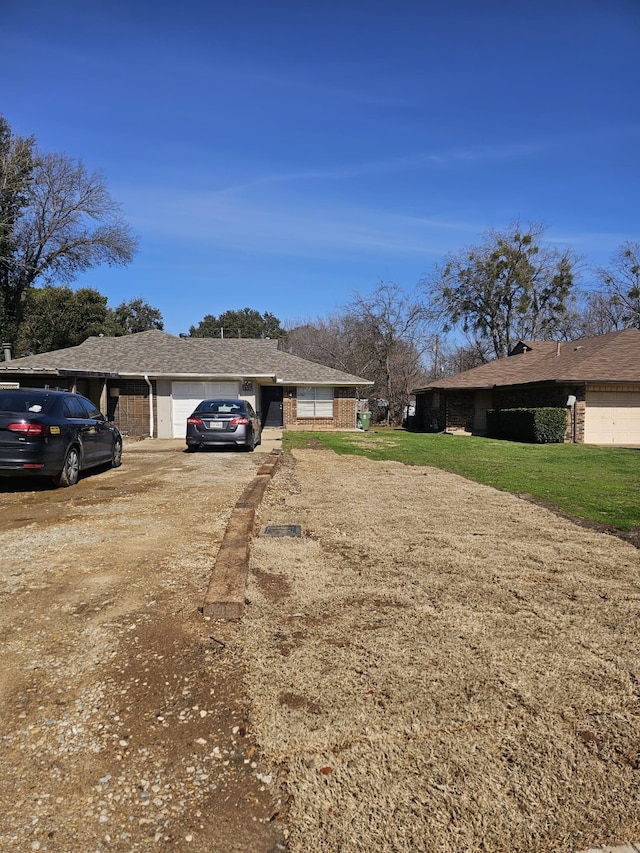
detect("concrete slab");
top-left (256, 427), bottom-right (283, 454)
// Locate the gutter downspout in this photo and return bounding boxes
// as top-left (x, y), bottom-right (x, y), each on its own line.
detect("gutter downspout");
top-left (144, 374), bottom-right (154, 438)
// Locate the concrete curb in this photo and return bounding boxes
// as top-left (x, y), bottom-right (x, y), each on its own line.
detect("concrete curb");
top-left (201, 449), bottom-right (282, 620)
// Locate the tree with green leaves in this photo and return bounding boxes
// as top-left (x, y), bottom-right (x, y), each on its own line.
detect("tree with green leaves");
top-left (0, 117), bottom-right (36, 340)
top-left (111, 297), bottom-right (164, 335)
top-left (0, 114), bottom-right (137, 344)
top-left (594, 241), bottom-right (640, 330)
top-left (188, 307), bottom-right (284, 339)
top-left (423, 223), bottom-right (578, 360)
top-left (16, 286), bottom-right (111, 354)
top-left (15, 289), bottom-right (164, 355)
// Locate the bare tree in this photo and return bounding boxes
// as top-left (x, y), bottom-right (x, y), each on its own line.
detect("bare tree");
top-left (348, 282), bottom-right (431, 425)
top-left (577, 290), bottom-right (628, 336)
top-left (594, 241), bottom-right (640, 329)
top-left (287, 282), bottom-right (432, 425)
top-left (0, 116), bottom-right (137, 342)
top-left (286, 313), bottom-right (374, 378)
top-left (436, 335), bottom-right (494, 377)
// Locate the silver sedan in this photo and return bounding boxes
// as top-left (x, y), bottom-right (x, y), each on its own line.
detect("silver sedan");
top-left (185, 398), bottom-right (262, 452)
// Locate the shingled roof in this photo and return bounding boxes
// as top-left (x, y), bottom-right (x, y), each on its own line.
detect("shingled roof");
top-left (0, 330), bottom-right (373, 386)
top-left (415, 329), bottom-right (640, 392)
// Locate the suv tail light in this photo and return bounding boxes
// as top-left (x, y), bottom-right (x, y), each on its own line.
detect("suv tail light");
top-left (7, 422), bottom-right (49, 436)
top-left (187, 417), bottom-right (203, 426)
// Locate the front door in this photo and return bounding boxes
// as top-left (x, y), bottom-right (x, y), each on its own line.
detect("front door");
top-left (261, 386), bottom-right (284, 427)
top-left (473, 390), bottom-right (493, 434)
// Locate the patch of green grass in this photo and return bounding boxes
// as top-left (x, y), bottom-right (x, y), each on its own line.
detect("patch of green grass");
top-left (284, 428), bottom-right (640, 531)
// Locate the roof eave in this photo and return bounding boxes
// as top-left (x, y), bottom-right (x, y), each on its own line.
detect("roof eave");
top-left (274, 378), bottom-right (374, 386)
top-left (117, 372), bottom-right (276, 380)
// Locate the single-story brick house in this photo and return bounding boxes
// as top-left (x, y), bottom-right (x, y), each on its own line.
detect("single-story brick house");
top-left (0, 330), bottom-right (373, 438)
top-left (413, 328), bottom-right (640, 445)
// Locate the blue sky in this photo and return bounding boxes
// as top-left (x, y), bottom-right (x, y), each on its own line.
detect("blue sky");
top-left (2, 0), bottom-right (639, 335)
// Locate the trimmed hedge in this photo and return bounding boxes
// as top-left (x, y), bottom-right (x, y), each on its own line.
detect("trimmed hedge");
top-left (486, 407), bottom-right (567, 443)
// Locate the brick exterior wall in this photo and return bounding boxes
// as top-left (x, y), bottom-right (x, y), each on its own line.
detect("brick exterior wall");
top-left (414, 390), bottom-right (448, 432)
top-left (443, 391), bottom-right (475, 432)
top-left (492, 384), bottom-right (574, 410)
top-left (415, 383), bottom-right (588, 442)
top-left (107, 378), bottom-right (158, 437)
top-left (414, 390), bottom-right (472, 432)
top-left (283, 386), bottom-right (358, 430)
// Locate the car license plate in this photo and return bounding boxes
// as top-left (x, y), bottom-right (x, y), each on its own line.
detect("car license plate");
top-left (207, 420), bottom-right (224, 429)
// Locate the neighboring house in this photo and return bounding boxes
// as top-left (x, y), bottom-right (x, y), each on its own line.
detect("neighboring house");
top-left (0, 330), bottom-right (373, 438)
top-left (413, 329), bottom-right (640, 445)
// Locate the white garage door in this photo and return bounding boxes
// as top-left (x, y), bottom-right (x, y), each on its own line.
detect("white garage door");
top-left (584, 388), bottom-right (640, 445)
top-left (171, 381), bottom-right (239, 438)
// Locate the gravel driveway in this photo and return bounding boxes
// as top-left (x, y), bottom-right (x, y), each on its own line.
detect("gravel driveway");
top-left (0, 438), bottom-right (285, 853)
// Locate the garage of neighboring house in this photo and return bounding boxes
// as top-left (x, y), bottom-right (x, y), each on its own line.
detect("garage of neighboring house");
top-left (170, 381), bottom-right (240, 438)
top-left (413, 329), bottom-right (640, 445)
top-left (584, 386), bottom-right (640, 445)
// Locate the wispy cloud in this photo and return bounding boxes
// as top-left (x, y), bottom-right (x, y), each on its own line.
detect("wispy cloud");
top-left (199, 135), bottom-right (597, 199)
top-left (119, 185), bottom-right (475, 259)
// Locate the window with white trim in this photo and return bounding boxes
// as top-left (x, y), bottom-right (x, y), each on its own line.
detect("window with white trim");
top-left (297, 386), bottom-right (334, 417)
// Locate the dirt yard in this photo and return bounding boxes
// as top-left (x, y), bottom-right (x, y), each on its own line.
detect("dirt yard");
top-left (245, 447), bottom-right (640, 853)
top-left (0, 439), bottom-right (286, 853)
top-left (1, 437), bottom-right (639, 853)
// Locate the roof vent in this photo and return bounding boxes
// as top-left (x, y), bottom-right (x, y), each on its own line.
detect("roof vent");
top-left (2, 342), bottom-right (12, 362)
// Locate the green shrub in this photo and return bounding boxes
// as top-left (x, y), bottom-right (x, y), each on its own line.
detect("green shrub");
top-left (532, 407), bottom-right (568, 443)
top-left (486, 409), bottom-right (502, 438)
top-left (487, 408), bottom-right (567, 443)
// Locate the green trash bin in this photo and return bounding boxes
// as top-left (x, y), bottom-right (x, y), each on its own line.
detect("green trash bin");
top-left (359, 411), bottom-right (372, 431)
